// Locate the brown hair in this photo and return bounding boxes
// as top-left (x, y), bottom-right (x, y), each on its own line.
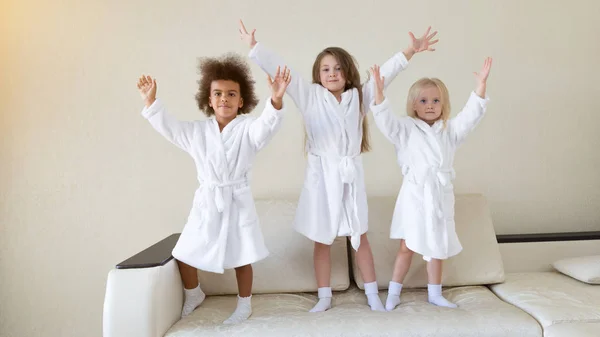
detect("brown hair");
top-left (311, 47), bottom-right (371, 153)
top-left (407, 78), bottom-right (451, 127)
top-left (195, 53), bottom-right (259, 116)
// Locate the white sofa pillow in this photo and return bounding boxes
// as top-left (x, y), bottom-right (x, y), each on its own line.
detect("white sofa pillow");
top-left (552, 255), bottom-right (600, 284)
top-left (352, 194), bottom-right (505, 289)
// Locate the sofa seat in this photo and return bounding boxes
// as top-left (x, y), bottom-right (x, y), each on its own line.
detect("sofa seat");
top-left (490, 272), bottom-right (600, 336)
top-left (165, 285), bottom-right (541, 337)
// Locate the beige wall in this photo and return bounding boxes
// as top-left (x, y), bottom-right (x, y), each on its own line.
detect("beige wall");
top-left (1, 0), bottom-right (599, 336)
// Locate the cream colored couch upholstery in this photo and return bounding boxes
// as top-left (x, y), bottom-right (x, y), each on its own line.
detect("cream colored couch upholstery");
top-left (103, 194), bottom-right (599, 337)
top-left (164, 286), bottom-right (540, 337)
top-left (490, 272), bottom-right (600, 337)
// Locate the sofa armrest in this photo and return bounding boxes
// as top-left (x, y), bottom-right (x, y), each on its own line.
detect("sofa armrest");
top-left (103, 234), bottom-right (183, 337)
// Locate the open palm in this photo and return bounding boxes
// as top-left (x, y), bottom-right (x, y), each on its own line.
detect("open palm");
top-left (474, 57), bottom-right (493, 83)
top-left (137, 75), bottom-right (156, 105)
top-left (370, 64), bottom-right (385, 104)
top-left (268, 66), bottom-right (291, 99)
top-left (409, 26), bottom-right (439, 53)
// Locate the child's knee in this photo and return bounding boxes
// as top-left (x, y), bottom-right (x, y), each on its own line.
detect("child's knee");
top-left (399, 241), bottom-right (413, 255)
top-left (314, 241), bottom-right (331, 250)
top-left (234, 264), bottom-right (252, 272)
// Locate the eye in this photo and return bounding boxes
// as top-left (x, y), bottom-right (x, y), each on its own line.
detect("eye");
top-left (229, 93), bottom-right (236, 97)
top-left (214, 92), bottom-right (221, 96)
top-left (420, 99), bottom-right (426, 103)
top-left (434, 99), bottom-right (440, 103)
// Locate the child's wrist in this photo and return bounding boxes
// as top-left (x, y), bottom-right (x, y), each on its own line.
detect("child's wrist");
top-left (144, 97), bottom-right (156, 108)
top-left (402, 47), bottom-right (415, 60)
top-left (271, 96), bottom-right (283, 109)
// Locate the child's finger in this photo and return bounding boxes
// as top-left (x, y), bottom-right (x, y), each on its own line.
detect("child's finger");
top-left (239, 19), bottom-right (248, 34)
top-left (422, 26), bottom-right (431, 38)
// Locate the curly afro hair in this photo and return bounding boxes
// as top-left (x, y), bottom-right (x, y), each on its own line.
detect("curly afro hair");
top-left (195, 53), bottom-right (259, 116)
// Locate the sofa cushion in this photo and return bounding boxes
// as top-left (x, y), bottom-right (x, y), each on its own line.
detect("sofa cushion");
top-left (165, 285), bottom-right (541, 337)
top-left (352, 194), bottom-right (505, 289)
top-left (490, 272), bottom-right (600, 329)
top-left (544, 322), bottom-right (600, 337)
top-left (197, 199), bottom-right (350, 295)
top-left (552, 255), bottom-right (600, 284)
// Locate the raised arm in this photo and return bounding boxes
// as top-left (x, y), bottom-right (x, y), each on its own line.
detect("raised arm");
top-left (248, 66), bottom-right (291, 150)
top-left (363, 26), bottom-right (439, 113)
top-left (369, 65), bottom-right (412, 147)
top-left (450, 57), bottom-right (493, 146)
top-left (240, 20), bottom-right (312, 114)
top-left (137, 75), bottom-right (195, 153)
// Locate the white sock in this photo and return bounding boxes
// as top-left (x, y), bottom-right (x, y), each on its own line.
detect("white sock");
top-left (310, 287), bottom-right (332, 312)
top-left (364, 281), bottom-right (386, 312)
top-left (181, 285), bottom-right (206, 317)
top-left (223, 295), bottom-right (252, 324)
top-left (428, 284), bottom-right (457, 308)
top-left (385, 281), bottom-right (403, 311)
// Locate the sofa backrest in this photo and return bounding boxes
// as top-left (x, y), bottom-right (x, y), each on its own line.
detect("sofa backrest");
top-left (197, 194), bottom-right (504, 295)
top-left (351, 194), bottom-right (505, 289)
top-left (197, 199), bottom-right (350, 295)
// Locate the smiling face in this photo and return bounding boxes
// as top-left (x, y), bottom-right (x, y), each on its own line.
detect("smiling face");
top-left (318, 54), bottom-right (346, 95)
top-left (208, 80), bottom-right (243, 122)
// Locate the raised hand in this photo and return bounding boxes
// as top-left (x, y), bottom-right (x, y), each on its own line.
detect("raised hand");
top-left (474, 57), bottom-right (493, 84)
top-left (474, 57), bottom-right (493, 98)
top-left (369, 64), bottom-right (385, 105)
top-left (267, 65), bottom-right (291, 109)
top-left (137, 75), bottom-right (157, 107)
top-left (408, 26), bottom-right (439, 53)
top-left (239, 19), bottom-right (257, 49)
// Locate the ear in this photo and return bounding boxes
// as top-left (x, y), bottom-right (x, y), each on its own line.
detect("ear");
top-left (239, 97), bottom-right (244, 108)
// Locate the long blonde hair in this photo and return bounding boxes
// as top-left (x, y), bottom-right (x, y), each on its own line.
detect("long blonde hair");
top-left (307, 47), bottom-right (371, 153)
top-left (407, 78), bottom-right (451, 127)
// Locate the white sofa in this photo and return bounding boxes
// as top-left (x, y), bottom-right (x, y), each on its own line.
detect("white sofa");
top-left (103, 195), bottom-right (600, 337)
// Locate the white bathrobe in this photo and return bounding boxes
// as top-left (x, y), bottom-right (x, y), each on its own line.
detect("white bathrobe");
top-left (141, 98), bottom-right (284, 273)
top-left (249, 42), bottom-right (408, 250)
top-left (370, 92), bottom-right (489, 260)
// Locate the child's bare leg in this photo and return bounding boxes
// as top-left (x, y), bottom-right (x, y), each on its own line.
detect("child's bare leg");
top-left (355, 234), bottom-right (376, 282)
top-left (177, 260), bottom-right (205, 317)
top-left (224, 264), bottom-right (254, 324)
top-left (235, 264), bottom-right (253, 297)
top-left (178, 260), bottom-right (199, 288)
top-left (310, 242), bottom-right (332, 312)
top-left (426, 259), bottom-right (457, 308)
top-left (386, 240), bottom-right (413, 311)
top-left (392, 240), bottom-right (414, 283)
top-left (355, 233), bottom-right (385, 311)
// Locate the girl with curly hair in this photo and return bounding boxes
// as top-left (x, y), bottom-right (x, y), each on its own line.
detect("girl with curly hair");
top-left (136, 53), bottom-right (291, 324)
